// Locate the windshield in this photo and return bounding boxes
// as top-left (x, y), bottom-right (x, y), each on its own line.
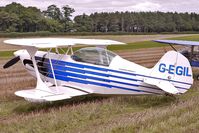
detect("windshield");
top-left (71, 47), bottom-right (117, 66)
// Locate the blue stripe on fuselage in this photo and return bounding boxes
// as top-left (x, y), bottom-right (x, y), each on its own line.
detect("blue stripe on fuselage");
top-left (39, 65), bottom-right (161, 91)
top-left (35, 56), bottom-right (136, 76)
top-left (47, 64), bottom-right (140, 82)
top-left (35, 56), bottom-right (192, 86)
top-left (47, 74), bottom-right (160, 94)
top-left (35, 57), bottom-right (189, 93)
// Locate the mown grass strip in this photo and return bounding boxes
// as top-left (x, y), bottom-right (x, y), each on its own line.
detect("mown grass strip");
top-left (170, 35), bottom-right (199, 41)
top-left (109, 34), bottom-right (199, 51)
top-left (108, 41), bottom-right (167, 51)
top-left (0, 31), bottom-right (158, 38)
top-left (0, 51), bottom-right (14, 57)
top-left (1, 31), bottom-right (199, 38)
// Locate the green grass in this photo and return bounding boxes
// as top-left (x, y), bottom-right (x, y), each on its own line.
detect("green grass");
top-left (0, 95), bottom-right (177, 133)
top-left (0, 84), bottom-right (198, 133)
top-left (170, 35), bottom-right (199, 41)
top-left (1, 31), bottom-right (199, 38)
top-left (110, 88), bottom-right (199, 133)
top-left (0, 31), bottom-right (161, 38)
top-left (108, 41), bottom-right (167, 51)
top-left (109, 34), bottom-right (199, 51)
top-left (1, 31), bottom-right (196, 38)
top-left (0, 51), bottom-right (14, 57)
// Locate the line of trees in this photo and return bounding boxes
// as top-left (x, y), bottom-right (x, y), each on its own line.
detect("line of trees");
top-left (1, 2), bottom-right (199, 33)
top-left (0, 3), bottom-right (74, 32)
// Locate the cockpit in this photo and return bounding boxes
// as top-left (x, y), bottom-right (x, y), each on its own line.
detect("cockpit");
top-left (71, 47), bottom-right (117, 66)
top-left (180, 46), bottom-right (199, 61)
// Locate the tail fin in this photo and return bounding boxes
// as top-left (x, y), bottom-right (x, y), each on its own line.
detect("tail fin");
top-left (144, 51), bottom-right (193, 94)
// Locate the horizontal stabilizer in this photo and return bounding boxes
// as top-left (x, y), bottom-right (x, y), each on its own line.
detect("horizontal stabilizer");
top-left (144, 78), bottom-right (180, 94)
top-left (15, 86), bottom-right (88, 102)
top-left (156, 81), bottom-right (180, 94)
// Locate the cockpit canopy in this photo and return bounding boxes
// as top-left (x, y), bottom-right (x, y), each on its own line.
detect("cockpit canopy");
top-left (71, 47), bottom-right (117, 66)
top-left (180, 46), bottom-right (199, 61)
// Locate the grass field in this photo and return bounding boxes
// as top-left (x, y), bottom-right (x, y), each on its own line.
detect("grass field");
top-left (1, 34), bottom-right (199, 133)
top-left (1, 80), bottom-right (199, 133)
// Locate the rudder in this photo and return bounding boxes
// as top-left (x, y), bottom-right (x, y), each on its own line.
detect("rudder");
top-left (144, 51), bottom-right (193, 94)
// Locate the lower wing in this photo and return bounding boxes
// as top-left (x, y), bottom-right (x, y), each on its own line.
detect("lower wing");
top-left (15, 85), bottom-right (90, 102)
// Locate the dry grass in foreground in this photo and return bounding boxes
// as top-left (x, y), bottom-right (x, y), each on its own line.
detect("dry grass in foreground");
top-left (0, 61), bottom-right (199, 132)
top-left (0, 81), bottom-right (199, 133)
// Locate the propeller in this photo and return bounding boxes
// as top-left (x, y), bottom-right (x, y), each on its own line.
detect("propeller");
top-left (3, 56), bottom-right (20, 69)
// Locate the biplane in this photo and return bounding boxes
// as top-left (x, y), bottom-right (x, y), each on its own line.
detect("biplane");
top-left (3, 38), bottom-right (193, 102)
top-left (154, 39), bottom-right (199, 79)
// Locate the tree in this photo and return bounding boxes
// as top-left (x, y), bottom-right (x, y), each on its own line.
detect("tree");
top-left (62, 5), bottom-right (75, 21)
top-left (61, 5), bottom-right (75, 32)
top-left (45, 18), bottom-right (63, 32)
top-left (74, 14), bottom-right (92, 32)
top-left (1, 2), bottom-right (199, 33)
top-left (90, 12), bottom-right (100, 32)
top-left (4, 2), bottom-right (25, 15)
top-left (43, 5), bottom-right (62, 21)
top-left (0, 11), bottom-right (19, 32)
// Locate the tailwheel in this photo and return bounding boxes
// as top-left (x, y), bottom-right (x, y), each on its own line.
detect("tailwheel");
top-left (165, 93), bottom-right (174, 97)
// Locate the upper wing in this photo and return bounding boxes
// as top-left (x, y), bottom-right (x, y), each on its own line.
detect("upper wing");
top-left (4, 38), bottom-right (125, 48)
top-left (154, 40), bottom-right (199, 46)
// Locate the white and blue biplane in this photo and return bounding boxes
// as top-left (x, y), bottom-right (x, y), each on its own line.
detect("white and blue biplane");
top-left (3, 38), bottom-right (193, 102)
top-left (154, 39), bottom-right (199, 79)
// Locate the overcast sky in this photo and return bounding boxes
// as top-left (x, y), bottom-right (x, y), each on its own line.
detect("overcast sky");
top-left (1, 0), bottom-right (199, 17)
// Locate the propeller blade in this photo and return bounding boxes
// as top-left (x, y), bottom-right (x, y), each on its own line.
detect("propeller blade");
top-left (3, 56), bottom-right (20, 69)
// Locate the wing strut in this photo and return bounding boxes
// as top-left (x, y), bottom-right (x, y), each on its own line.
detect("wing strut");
top-left (65, 45), bottom-right (73, 55)
top-left (48, 48), bottom-right (58, 93)
top-left (190, 46), bottom-right (194, 60)
top-left (26, 47), bottom-right (54, 92)
top-left (169, 43), bottom-right (177, 51)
